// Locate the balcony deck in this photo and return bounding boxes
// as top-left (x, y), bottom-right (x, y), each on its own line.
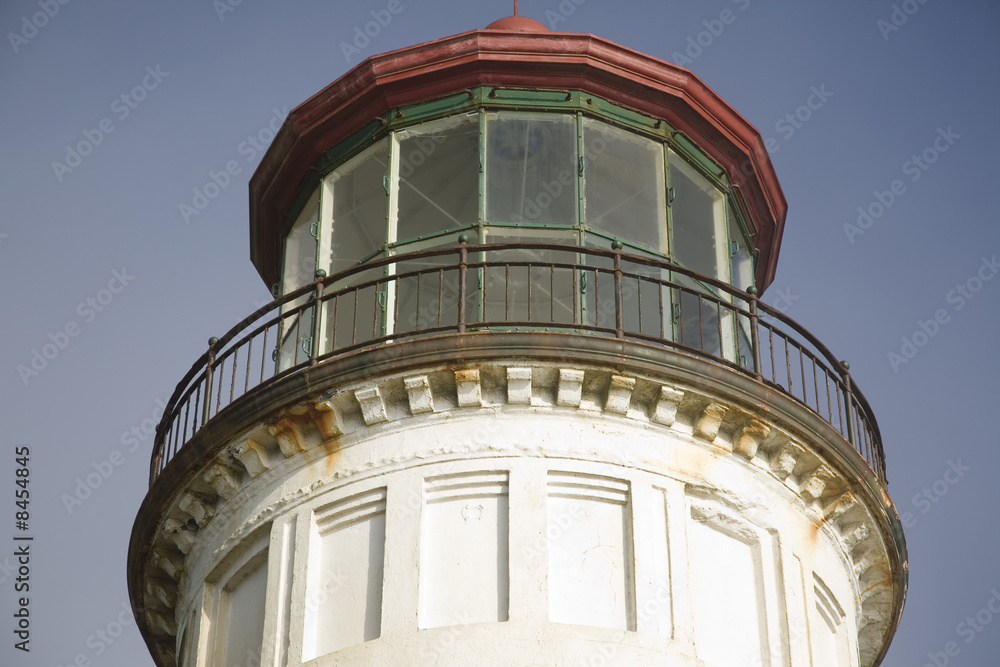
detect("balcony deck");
top-left (150, 241), bottom-right (887, 486)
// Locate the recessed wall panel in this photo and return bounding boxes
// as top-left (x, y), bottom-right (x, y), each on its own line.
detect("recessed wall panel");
top-left (221, 554), bottom-right (268, 667)
top-left (306, 488), bottom-right (387, 659)
top-left (547, 472), bottom-right (633, 631)
top-left (688, 506), bottom-right (764, 666)
top-left (419, 472), bottom-right (510, 629)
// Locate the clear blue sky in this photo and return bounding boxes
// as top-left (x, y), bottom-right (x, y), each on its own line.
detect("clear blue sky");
top-left (1, 1), bottom-right (998, 665)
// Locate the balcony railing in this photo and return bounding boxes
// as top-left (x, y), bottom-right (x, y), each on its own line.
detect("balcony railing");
top-left (150, 240), bottom-right (886, 485)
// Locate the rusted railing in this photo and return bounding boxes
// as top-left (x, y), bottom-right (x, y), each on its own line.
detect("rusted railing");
top-left (150, 240), bottom-right (886, 484)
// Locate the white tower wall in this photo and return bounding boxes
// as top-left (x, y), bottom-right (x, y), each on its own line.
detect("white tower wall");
top-left (150, 358), bottom-right (899, 667)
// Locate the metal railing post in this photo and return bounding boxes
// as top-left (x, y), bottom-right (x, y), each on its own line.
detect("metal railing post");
top-left (841, 360), bottom-right (856, 447)
top-left (311, 270), bottom-right (327, 366)
top-left (612, 240), bottom-right (624, 339)
top-left (747, 286), bottom-right (763, 380)
top-left (202, 337), bottom-right (218, 427)
top-left (149, 429), bottom-right (163, 485)
top-left (457, 234), bottom-right (469, 333)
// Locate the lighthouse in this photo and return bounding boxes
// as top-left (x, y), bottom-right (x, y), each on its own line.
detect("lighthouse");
top-left (128, 14), bottom-right (906, 667)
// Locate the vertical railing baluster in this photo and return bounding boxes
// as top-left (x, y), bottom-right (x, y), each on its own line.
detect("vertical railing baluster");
top-left (527, 264), bottom-right (533, 322)
top-left (835, 373), bottom-right (844, 434)
top-left (636, 277), bottom-right (643, 334)
top-left (202, 338), bottom-right (217, 426)
top-left (768, 327), bottom-right (776, 382)
top-left (227, 346), bottom-right (236, 406)
top-left (311, 270), bottom-right (326, 366)
top-left (504, 264), bottom-right (511, 321)
top-left (457, 235), bottom-right (468, 333)
top-left (260, 326), bottom-right (269, 384)
top-left (394, 275), bottom-right (402, 333)
top-left (183, 393), bottom-right (192, 447)
top-left (676, 287), bottom-right (684, 346)
top-left (594, 269), bottom-right (600, 329)
top-left (658, 281), bottom-right (665, 339)
top-left (824, 369), bottom-right (833, 423)
top-left (330, 297), bottom-right (338, 352)
top-left (415, 271), bottom-right (422, 331)
top-left (550, 264), bottom-right (555, 323)
top-left (171, 413), bottom-right (180, 464)
top-left (697, 293), bottom-right (705, 351)
top-left (716, 299), bottom-right (724, 359)
top-left (371, 281), bottom-right (379, 341)
top-left (612, 241), bottom-right (624, 339)
top-left (245, 337), bottom-right (253, 394)
top-left (841, 360), bottom-right (856, 448)
top-left (437, 268), bottom-right (444, 328)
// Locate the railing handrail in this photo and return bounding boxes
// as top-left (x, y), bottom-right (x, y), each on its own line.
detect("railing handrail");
top-left (151, 240), bottom-right (886, 485)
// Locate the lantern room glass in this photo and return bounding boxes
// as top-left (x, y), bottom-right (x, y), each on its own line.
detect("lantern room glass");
top-left (328, 139), bottom-right (389, 276)
top-left (278, 107), bottom-right (755, 364)
top-left (485, 112), bottom-right (578, 226)
top-left (583, 118), bottom-right (666, 254)
top-left (395, 113), bottom-right (479, 242)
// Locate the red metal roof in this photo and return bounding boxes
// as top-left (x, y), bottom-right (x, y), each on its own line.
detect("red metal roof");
top-left (249, 20), bottom-right (787, 291)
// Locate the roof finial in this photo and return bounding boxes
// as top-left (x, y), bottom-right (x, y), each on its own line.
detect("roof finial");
top-left (514, 0), bottom-right (519, 17)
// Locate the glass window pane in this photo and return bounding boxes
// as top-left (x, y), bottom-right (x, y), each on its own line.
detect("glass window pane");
top-left (280, 189), bottom-right (319, 372)
top-left (584, 118), bottom-right (666, 252)
top-left (330, 139), bottom-right (388, 275)
top-left (486, 112), bottom-right (577, 225)
top-left (729, 218), bottom-right (755, 368)
top-left (669, 152), bottom-right (727, 281)
top-left (283, 188), bottom-right (319, 294)
top-left (396, 114), bottom-right (479, 244)
top-left (730, 221), bottom-right (754, 293)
